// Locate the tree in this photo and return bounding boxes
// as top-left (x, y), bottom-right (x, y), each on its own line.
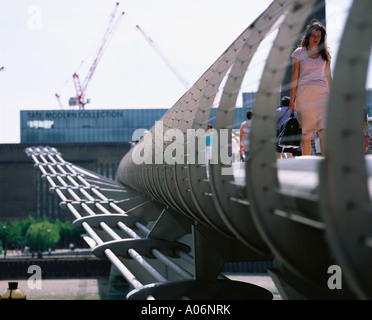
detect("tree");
top-left (0, 222), bottom-right (7, 239)
top-left (19, 216), bottom-right (35, 236)
top-left (55, 219), bottom-right (82, 247)
top-left (0, 222), bottom-right (8, 250)
top-left (6, 220), bottom-right (23, 248)
top-left (25, 221), bottom-right (60, 251)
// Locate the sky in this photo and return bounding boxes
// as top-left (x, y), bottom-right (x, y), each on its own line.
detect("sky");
top-left (0, 0), bottom-right (358, 143)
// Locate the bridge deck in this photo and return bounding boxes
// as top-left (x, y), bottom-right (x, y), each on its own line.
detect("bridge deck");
top-left (233, 155), bottom-right (372, 198)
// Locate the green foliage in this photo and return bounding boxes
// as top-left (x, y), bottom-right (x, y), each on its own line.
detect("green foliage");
top-left (0, 221), bottom-right (23, 249)
top-left (19, 216), bottom-right (35, 235)
top-left (0, 221), bottom-right (7, 240)
top-left (6, 220), bottom-right (23, 246)
top-left (0, 216), bottom-right (36, 249)
top-left (55, 219), bottom-right (81, 239)
top-left (0, 217), bottom-right (84, 251)
top-left (25, 220), bottom-right (60, 251)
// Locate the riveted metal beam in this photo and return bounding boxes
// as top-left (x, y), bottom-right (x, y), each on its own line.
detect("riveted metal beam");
top-left (319, 0), bottom-right (372, 299)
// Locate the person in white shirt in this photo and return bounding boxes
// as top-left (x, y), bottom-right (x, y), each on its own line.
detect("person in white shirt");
top-left (240, 111), bottom-right (253, 161)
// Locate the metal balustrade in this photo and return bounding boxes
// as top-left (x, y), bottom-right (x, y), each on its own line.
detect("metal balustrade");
top-left (26, 0), bottom-right (372, 299)
top-left (25, 145), bottom-right (272, 299)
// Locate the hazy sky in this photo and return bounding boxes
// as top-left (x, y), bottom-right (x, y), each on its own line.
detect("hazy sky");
top-left (0, 0), bottom-right (357, 143)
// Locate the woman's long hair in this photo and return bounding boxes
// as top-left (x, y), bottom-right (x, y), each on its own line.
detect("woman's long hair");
top-left (300, 20), bottom-right (330, 61)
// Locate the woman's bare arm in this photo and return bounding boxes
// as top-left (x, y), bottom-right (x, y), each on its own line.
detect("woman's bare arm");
top-left (290, 59), bottom-right (300, 112)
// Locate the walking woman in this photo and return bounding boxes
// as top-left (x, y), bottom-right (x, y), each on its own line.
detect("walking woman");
top-left (289, 20), bottom-right (332, 155)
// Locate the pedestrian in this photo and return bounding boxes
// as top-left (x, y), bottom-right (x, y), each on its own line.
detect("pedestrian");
top-left (289, 20), bottom-right (332, 156)
top-left (240, 110), bottom-right (253, 161)
top-left (276, 96), bottom-right (302, 159)
top-left (364, 107), bottom-right (370, 153)
top-left (205, 124), bottom-right (213, 164)
top-left (312, 132), bottom-right (321, 155)
top-left (231, 131), bottom-right (240, 162)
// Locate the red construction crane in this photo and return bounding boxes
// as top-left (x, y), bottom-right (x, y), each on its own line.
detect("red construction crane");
top-left (55, 93), bottom-right (63, 109)
top-left (70, 2), bottom-right (125, 109)
top-left (136, 25), bottom-right (190, 90)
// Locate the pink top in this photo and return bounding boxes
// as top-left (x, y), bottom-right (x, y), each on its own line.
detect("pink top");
top-left (291, 47), bottom-right (328, 88)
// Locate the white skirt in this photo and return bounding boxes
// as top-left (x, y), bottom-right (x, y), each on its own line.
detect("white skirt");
top-left (296, 84), bottom-right (329, 133)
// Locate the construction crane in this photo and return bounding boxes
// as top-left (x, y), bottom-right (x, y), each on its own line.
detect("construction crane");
top-left (70, 2), bottom-right (125, 109)
top-left (55, 93), bottom-right (63, 109)
top-left (136, 25), bottom-right (190, 90)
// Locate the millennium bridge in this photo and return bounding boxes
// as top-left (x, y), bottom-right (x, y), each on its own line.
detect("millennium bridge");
top-left (26, 0), bottom-right (372, 299)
